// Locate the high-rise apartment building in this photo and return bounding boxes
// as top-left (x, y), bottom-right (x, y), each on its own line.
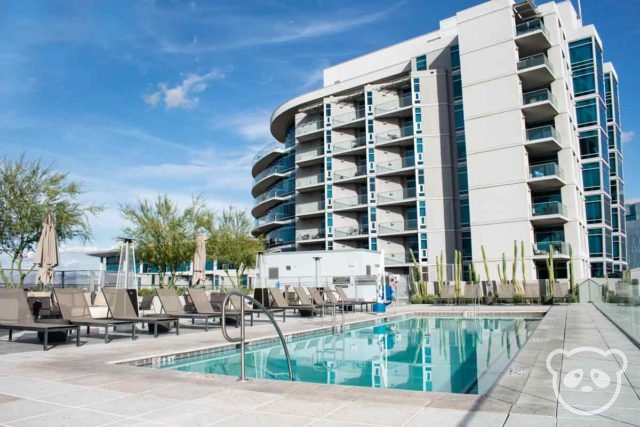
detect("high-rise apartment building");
top-left (625, 202), bottom-right (640, 269)
top-left (251, 0), bottom-right (626, 296)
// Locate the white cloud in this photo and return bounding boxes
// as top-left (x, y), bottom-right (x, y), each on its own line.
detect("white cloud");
top-left (144, 69), bottom-right (225, 109)
top-left (213, 111), bottom-right (272, 141)
top-left (621, 131), bottom-right (635, 144)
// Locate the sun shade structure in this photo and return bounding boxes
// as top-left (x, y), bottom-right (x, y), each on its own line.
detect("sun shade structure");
top-left (0, 288), bottom-right (80, 351)
top-left (192, 234), bottom-right (207, 286)
top-left (34, 213), bottom-right (59, 287)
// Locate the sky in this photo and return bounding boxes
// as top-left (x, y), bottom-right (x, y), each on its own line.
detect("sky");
top-left (1, 0), bottom-right (639, 270)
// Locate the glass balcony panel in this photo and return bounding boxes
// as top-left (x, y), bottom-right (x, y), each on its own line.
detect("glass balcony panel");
top-left (531, 201), bottom-right (566, 217)
top-left (334, 225), bottom-right (369, 238)
top-left (296, 173), bottom-right (325, 188)
top-left (255, 187), bottom-right (294, 205)
top-left (296, 119), bottom-right (323, 136)
top-left (253, 141), bottom-right (283, 163)
top-left (385, 251), bottom-right (416, 266)
top-left (374, 94), bottom-right (412, 115)
top-left (534, 241), bottom-right (569, 255)
top-left (334, 136), bottom-right (366, 153)
top-left (375, 125), bottom-right (414, 144)
top-left (253, 163), bottom-right (293, 184)
top-left (526, 125), bottom-right (557, 142)
top-left (377, 187), bottom-right (417, 203)
top-left (334, 165), bottom-right (367, 181)
top-left (516, 18), bottom-right (549, 38)
top-left (296, 229), bottom-right (325, 241)
top-left (529, 162), bottom-right (564, 180)
top-left (377, 156), bottom-right (416, 173)
top-left (378, 219), bottom-right (418, 234)
top-left (517, 53), bottom-right (553, 73)
top-left (296, 146), bottom-right (324, 161)
top-left (523, 88), bottom-right (557, 106)
top-left (296, 200), bottom-right (325, 214)
top-left (332, 108), bottom-right (366, 126)
top-left (333, 194), bottom-right (368, 209)
top-left (254, 211), bottom-right (294, 228)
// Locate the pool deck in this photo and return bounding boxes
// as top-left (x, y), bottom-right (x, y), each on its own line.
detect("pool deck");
top-left (0, 304), bottom-right (638, 426)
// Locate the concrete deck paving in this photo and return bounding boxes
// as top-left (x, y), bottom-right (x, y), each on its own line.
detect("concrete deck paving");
top-left (0, 304), bottom-right (638, 426)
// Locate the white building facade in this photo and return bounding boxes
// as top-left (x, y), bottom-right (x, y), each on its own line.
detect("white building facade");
top-left (251, 0), bottom-right (626, 288)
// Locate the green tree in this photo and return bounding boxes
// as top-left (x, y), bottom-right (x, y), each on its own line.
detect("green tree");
top-left (208, 207), bottom-right (264, 288)
top-left (121, 195), bottom-right (213, 287)
top-left (0, 155), bottom-right (101, 287)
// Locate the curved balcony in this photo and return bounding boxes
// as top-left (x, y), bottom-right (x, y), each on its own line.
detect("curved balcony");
top-left (296, 146), bottom-right (324, 166)
top-left (296, 229), bottom-right (326, 244)
top-left (528, 162), bottom-right (565, 191)
top-left (376, 156), bottom-right (415, 176)
top-left (375, 125), bottom-right (414, 147)
top-left (333, 164), bottom-right (367, 183)
top-left (252, 187), bottom-right (294, 218)
top-left (333, 136), bottom-right (366, 156)
top-left (296, 173), bottom-right (325, 192)
top-left (333, 225), bottom-right (369, 240)
top-left (332, 108), bottom-right (365, 129)
top-left (378, 219), bottom-right (418, 236)
top-left (253, 211), bottom-right (294, 235)
top-left (375, 95), bottom-right (412, 119)
top-left (252, 142), bottom-right (286, 177)
top-left (296, 118), bottom-right (324, 142)
top-left (252, 163), bottom-right (294, 197)
top-left (264, 224), bottom-right (296, 249)
top-left (377, 187), bottom-right (417, 206)
top-left (296, 200), bottom-right (325, 218)
top-left (333, 194), bottom-right (368, 211)
top-left (530, 201), bottom-right (568, 226)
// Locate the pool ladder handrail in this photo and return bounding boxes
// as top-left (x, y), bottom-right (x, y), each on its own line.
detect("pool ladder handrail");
top-left (325, 289), bottom-right (345, 330)
top-left (221, 290), bottom-right (294, 382)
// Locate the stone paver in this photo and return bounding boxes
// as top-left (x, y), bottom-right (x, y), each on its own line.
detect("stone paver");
top-left (0, 304), bottom-right (638, 426)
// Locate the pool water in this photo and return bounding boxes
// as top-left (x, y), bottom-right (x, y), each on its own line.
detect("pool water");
top-left (151, 316), bottom-right (540, 395)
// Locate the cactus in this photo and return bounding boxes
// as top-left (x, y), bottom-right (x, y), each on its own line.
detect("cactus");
top-left (497, 253), bottom-right (508, 285)
top-left (454, 250), bottom-right (462, 299)
top-left (481, 245), bottom-right (491, 284)
top-left (436, 251), bottom-right (444, 295)
top-left (409, 251), bottom-right (425, 302)
top-left (569, 243), bottom-right (574, 296)
top-left (545, 244), bottom-right (555, 296)
top-left (470, 263), bottom-right (480, 284)
top-left (511, 240), bottom-right (518, 291)
top-left (520, 240), bottom-right (526, 295)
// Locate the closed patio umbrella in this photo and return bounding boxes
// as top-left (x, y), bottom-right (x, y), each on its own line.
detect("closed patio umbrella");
top-left (192, 234), bottom-right (207, 286)
top-left (34, 213), bottom-right (59, 287)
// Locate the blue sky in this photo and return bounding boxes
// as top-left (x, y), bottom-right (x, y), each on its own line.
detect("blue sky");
top-left (1, 0), bottom-right (638, 269)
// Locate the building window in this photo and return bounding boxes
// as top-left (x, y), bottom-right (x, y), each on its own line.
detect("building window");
top-left (370, 237), bottom-right (377, 251)
top-left (458, 164), bottom-right (468, 195)
top-left (582, 162), bottom-right (601, 191)
top-left (450, 45), bottom-right (460, 72)
top-left (367, 119), bottom-right (374, 134)
top-left (588, 228), bottom-right (604, 258)
top-left (452, 73), bottom-right (462, 101)
top-left (456, 134), bottom-right (467, 161)
top-left (576, 98), bottom-right (597, 127)
top-left (460, 198), bottom-right (470, 227)
top-left (585, 195), bottom-right (602, 224)
top-left (569, 38), bottom-right (595, 96)
top-left (413, 78), bottom-right (420, 94)
top-left (416, 55), bottom-right (427, 71)
top-left (454, 103), bottom-right (465, 131)
top-left (579, 130), bottom-right (599, 159)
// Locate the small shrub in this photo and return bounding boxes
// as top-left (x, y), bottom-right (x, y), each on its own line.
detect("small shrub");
top-left (422, 294), bottom-right (437, 304)
top-left (513, 294), bottom-right (524, 304)
top-left (138, 288), bottom-right (155, 297)
top-left (410, 295), bottom-right (423, 304)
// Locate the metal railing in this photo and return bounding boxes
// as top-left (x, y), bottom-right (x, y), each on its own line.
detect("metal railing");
top-left (517, 53), bottom-right (553, 73)
top-left (516, 18), bottom-right (549, 38)
top-left (221, 290), bottom-right (293, 382)
top-left (296, 230), bottom-right (325, 241)
top-left (333, 136), bottom-right (366, 154)
top-left (531, 201), bottom-right (566, 217)
top-left (526, 124), bottom-right (557, 142)
top-left (377, 156), bottom-right (415, 174)
top-left (378, 219), bottom-right (418, 235)
top-left (529, 162), bottom-right (564, 180)
top-left (253, 162), bottom-right (293, 184)
top-left (296, 200), bottom-right (325, 214)
top-left (254, 187), bottom-right (294, 205)
top-left (296, 146), bottom-right (324, 162)
top-left (534, 240), bottom-right (569, 255)
top-left (254, 211), bottom-right (294, 228)
top-left (296, 119), bottom-right (323, 136)
top-left (334, 225), bottom-right (369, 238)
top-left (333, 165), bottom-right (367, 181)
top-left (375, 125), bottom-right (414, 144)
top-left (253, 141), bottom-right (284, 163)
top-left (523, 88), bottom-right (557, 107)
top-left (374, 95), bottom-right (412, 116)
top-left (296, 173), bottom-right (325, 188)
top-left (377, 187), bottom-right (417, 204)
top-left (333, 194), bottom-right (367, 209)
top-left (385, 252), bottom-right (414, 266)
top-left (332, 108), bottom-right (365, 126)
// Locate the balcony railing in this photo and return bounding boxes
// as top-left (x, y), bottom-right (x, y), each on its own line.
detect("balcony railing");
top-left (253, 141), bottom-right (284, 163)
top-left (254, 187), bottom-right (294, 205)
top-left (523, 88), bottom-right (557, 107)
top-left (296, 200), bottom-right (325, 215)
top-left (516, 18), bottom-right (549, 38)
top-left (296, 119), bottom-right (323, 136)
top-left (532, 201), bottom-right (566, 217)
top-left (385, 251), bottom-right (416, 266)
top-left (296, 146), bottom-right (324, 162)
top-left (254, 211), bottom-right (294, 228)
top-left (334, 136), bottom-right (366, 154)
top-left (378, 219), bottom-right (418, 235)
top-left (334, 225), bottom-right (369, 238)
top-left (534, 241), bottom-right (569, 255)
top-left (377, 187), bottom-right (417, 204)
top-left (296, 230), bottom-right (325, 241)
top-left (529, 162), bottom-right (564, 180)
top-left (374, 95), bottom-right (412, 116)
top-left (375, 125), bottom-right (414, 144)
top-left (296, 173), bottom-right (325, 188)
top-left (333, 164), bottom-right (367, 181)
top-left (377, 156), bottom-right (415, 174)
top-left (517, 53), bottom-right (553, 73)
top-left (333, 194), bottom-right (368, 210)
top-left (332, 108), bottom-right (365, 126)
top-left (526, 124), bottom-right (557, 142)
top-left (253, 163), bottom-right (293, 184)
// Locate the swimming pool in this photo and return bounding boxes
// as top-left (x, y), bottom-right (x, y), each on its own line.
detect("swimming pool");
top-left (148, 316), bottom-right (540, 395)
